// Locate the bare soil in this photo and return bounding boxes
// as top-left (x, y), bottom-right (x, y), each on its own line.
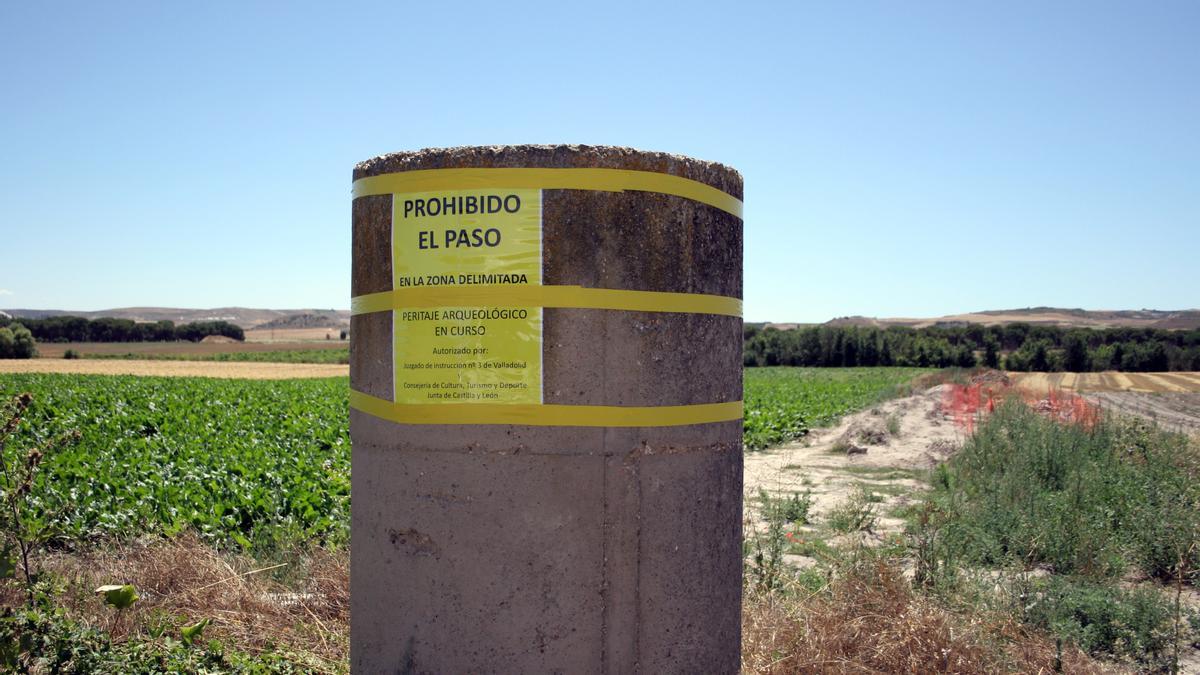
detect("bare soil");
top-left (745, 377), bottom-right (1200, 672)
top-left (1088, 391), bottom-right (1200, 434)
top-left (1009, 372), bottom-right (1200, 433)
top-left (0, 359), bottom-right (347, 379)
top-left (243, 327), bottom-right (346, 343)
top-left (1011, 371), bottom-right (1200, 393)
top-left (745, 384), bottom-right (966, 557)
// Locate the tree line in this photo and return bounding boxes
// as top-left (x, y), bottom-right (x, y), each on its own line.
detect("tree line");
top-left (744, 323), bottom-right (1200, 372)
top-left (0, 316), bottom-right (245, 343)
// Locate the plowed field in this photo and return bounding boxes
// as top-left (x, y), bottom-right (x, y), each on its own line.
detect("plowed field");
top-left (1011, 371), bottom-right (1200, 393)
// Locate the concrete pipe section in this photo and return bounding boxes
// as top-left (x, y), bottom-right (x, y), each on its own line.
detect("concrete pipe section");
top-left (350, 145), bottom-right (743, 673)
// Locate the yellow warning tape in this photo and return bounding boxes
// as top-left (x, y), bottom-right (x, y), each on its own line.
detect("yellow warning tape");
top-left (351, 167), bottom-right (743, 219)
top-left (350, 389), bottom-right (742, 427)
top-left (350, 285), bottom-right (742, 317)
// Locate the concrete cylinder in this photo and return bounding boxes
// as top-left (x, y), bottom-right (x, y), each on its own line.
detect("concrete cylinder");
top-left (350, 145), bottom-right (743, 673)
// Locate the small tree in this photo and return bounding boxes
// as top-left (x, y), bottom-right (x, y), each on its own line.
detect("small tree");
top-left (1063, 333), bottom-right (1090, 372)
top-left (0, 324), bottom-right (36, 359)
top-left (983, 335), bottom-right (1000, 369)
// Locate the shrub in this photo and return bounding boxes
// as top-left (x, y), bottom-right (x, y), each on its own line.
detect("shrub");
top-left (826, 487), bottom-right (877, 534)
top-left (1014, 575), bottom-right (1188, 666)
top-left (919, 400), bottom-right (1200, 581)
top-left (63, 349), bottom-right (79, 360)
top-left (0, 323), bottom-right (36, 359)
top-left (759, 488), bottom-right (813, 525)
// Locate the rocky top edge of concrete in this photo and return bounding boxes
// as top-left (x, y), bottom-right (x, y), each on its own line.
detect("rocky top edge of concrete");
top-left (353, 144), bottom-right (743, 199)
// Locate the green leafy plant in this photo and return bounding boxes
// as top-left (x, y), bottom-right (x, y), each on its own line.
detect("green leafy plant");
top-left (0, 375), bottom-right (350, 550)
top-left (744, 368), bottom-right (927, 450)
top-left (0, 393), bottom-right (80, 606)
top-left (95, 583), bottom-right (139, 610)
top-left (180, 618), bottom-right (211, 647)
top-left (0, 604), bottom-right (308, 672)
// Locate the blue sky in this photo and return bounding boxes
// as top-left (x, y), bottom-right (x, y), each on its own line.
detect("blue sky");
top-left (1, 1), bottom-right (1196, 322)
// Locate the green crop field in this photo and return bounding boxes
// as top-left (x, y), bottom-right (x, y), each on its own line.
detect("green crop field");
top-left (0, 367), bottom-right (925, 547)
top-left (0, 374), bottom-right (349, 550)
top-left (743, 367), bottom-right (929, 450)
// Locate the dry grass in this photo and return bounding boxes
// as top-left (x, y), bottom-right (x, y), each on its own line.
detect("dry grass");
top-left (0, 535), bottom-right (1132, 672)
top-left (0, 359), bottom-right (347, 379)
top-left (742, 559), bottom-right (1109, 674)
top-left (0, 534), bottom-right (348, 671)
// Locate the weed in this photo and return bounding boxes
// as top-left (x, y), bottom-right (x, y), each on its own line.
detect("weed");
top-left (826, 487), bottom-right (877, 534)
top-left (1013, 575), bottom-right (1192, 667)
top-left (885, 413), bottom-right (902, 437)
top-left (909, 397), bottom-right (1200, 665)
top-left (744, 514), bottom-right (787, 594)
top-left (759, 488), bottom-right (813, 525)
top-left (787, 536), bottom-right (833, 560)
top-left (922, 399), bottom-right (1199, 580)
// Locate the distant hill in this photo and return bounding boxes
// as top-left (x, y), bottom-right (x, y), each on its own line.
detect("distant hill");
top-left (255, 312), bottom-right (348, 330)
top-left (821, 308), bottom-right (1200, 331)
top-left (1, 307), bottom-right (350, 329)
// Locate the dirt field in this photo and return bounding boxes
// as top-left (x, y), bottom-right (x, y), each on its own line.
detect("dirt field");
top-left (244, 327), bottom-right (345, 343)
top-left (745, 385), bottom-right (966, 566)
top-left (1085, 391), bottom-right (1200, 434)
top-left (34, 339), bottom-right (346, 358)
top-left (1011, 371), bottom-right (1200, 393)
top-left (745, 375), bottom-right (1200, 563)
top-left (0, 359), bottom-right (347, 380)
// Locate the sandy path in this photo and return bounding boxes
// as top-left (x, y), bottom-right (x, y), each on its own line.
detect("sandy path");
top-left (0, 359), bottom-right (348, 380)
top-left (745, 385), bottom-right (967, 558)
